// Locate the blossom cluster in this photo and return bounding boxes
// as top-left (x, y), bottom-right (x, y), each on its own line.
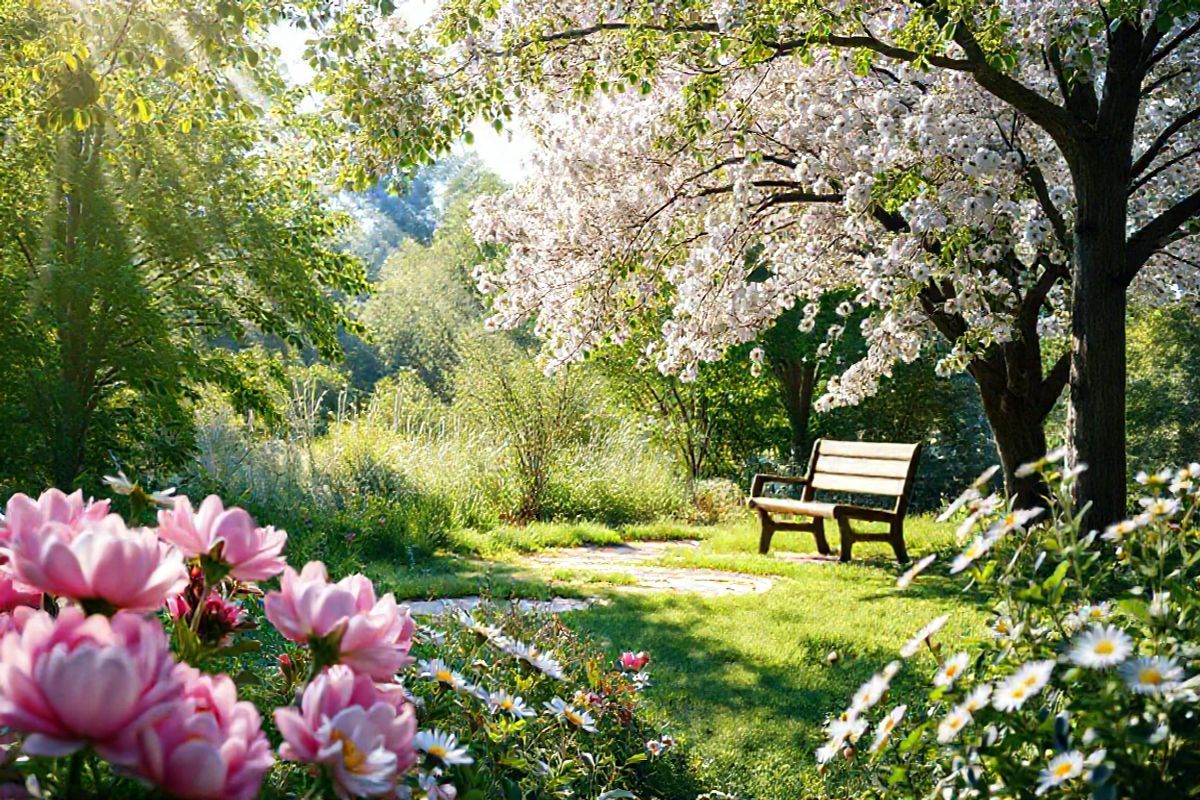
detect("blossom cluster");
top-left (818, 456), bottom-right (1200, 797)
top-left (392, 2), bottom-right (1200, 410)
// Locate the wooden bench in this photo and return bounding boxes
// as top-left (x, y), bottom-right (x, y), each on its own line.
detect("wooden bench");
top-left (747, 439), bottom-right (922, 563)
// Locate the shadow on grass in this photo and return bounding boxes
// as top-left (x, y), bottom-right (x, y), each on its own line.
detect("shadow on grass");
top-left (561, 585), bottom-right (970, 800)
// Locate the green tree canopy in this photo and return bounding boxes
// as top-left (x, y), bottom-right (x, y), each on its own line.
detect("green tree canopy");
top-left (0, 0), bottom-right (367, 491)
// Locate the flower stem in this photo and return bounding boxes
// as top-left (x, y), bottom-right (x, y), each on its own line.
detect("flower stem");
top-left (65, 751), bottom-right (85, 797)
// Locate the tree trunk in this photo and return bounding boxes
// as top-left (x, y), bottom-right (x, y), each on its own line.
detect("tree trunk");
top-left (976, 388), bottom-right (1052, 508)
top-left (1067, 151), bottom-right (1131, 530)
top-left (775, 357), bottom-right (816, 465)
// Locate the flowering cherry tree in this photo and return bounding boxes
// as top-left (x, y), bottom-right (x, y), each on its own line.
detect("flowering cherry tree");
top-left (313, 0), bottom-right (1200, 524)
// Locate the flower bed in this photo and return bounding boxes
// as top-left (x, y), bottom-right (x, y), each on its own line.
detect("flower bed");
top-left (816, 455), bottom-right (1200, 799)
top-left (0, 484), bottom-right (695, 799)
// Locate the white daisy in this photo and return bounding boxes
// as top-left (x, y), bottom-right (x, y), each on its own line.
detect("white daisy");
top-left (897, 554), bottom-right (936, 589)
top-left (936, 705), bottom-right (973, 743)
top-left (950, 534), bottom-right (996, 574)
top-left (1120, 656), bottom-right (1184, 695)
top-left (543, 697), bottom-right (597, 732)
top-left (868, 705), bottom-right (907, 754)
top-left (1138, 497), bottom-right (1181, 518)
top-left (1149, 591), bottom-right (1171, 619)
top-left (455, 610), bottom-right (510, 647)
top-left (934, 652), bottom-right (970, 688)
top-left (814, 743), bottom-right (838, 764)
top-left (900, 614), bottom-right (950, 658)
top-left (503, 641), bottom-right (567, 681)
top-left (826, 712), bottom-right (868, 748)
top-left (646, 739), bottom-right (663, 756)
top-left (418, 659), bottom-right (467, 691)
top-left (1069, 624), bottom-right (1133, 669)
top-left (993, 660), bottom-right (1054, 712)
top-left (987, 506), bottom-right (1044, 535)
top-left (1136, 469), bottom-right (1174, 488)
top-left (1067, 601), bottom-right (1113, 628)
top-left (486, 690), bottom-right (536, 719)
top-left (1035, 750), bottom-right (1083, 794)
top-left (414, 729), bottom-right (474, 766)
top-left (961, 684), bottom-right (992, 712)
top-left (851, 673), bottom-right (892, 713)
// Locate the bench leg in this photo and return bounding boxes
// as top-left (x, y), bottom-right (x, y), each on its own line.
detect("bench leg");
top-left (812, 517), bottom-right (831, 556)
top-left (836, 516), bottom-right (854, 562)
top-left (890, 520), bottom-right (909, 564)
top-left (756, 509), bottom-right (776, 555)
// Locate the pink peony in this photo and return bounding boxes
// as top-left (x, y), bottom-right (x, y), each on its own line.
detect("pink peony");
top-left (0, 489), bottom-right (109, 543)
top-left (8, 514), bottom-right (187, 613)
top-left (619, 651), bottom-right (650, 671)
top-left (0, 607), bottom-right (37, 639)
top-left (156, 496), bottom-right (287, 581)
top-left (0, 608), bottom-right (183, 763)
top-left (0, 573), bottom-right (40, 614)
top-left (275, 665), bottom-right (417, 799)
top-left (264, 562), bottom-right (414, 680)
top-left (131, 666), bottom-right (273, 800)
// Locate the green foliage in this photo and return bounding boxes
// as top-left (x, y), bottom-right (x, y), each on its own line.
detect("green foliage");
top-left (0, 0), bottom-right (366, 491)
top-left (1127, 302), bottom-right (1200, 480)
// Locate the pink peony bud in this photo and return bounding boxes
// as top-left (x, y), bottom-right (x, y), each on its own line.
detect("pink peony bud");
top-left (130, 666), bottom-right (273, 800)
top-left (0, 489), bottom-right (109, 544)
top-left (156, 496), bottom-right (287, 582)
top-left (263, 562), bottom-right (414, 680)
top-left (166, 589), bottom-right (250, 647)
top-left (0, 608), bottom-right (183, 764)
top-left (8, 514), bottom-right (187, 614)
top-left (618, 651), bottom-right (650, 671)
top-left (275, 665), bottom-right (417, 799)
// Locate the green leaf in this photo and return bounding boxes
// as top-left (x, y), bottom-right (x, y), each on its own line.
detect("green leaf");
top-left (1042, 561), bottom-right (1070, 592)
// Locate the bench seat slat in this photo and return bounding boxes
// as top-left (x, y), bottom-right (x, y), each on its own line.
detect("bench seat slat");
top-left (815, 455), bottom-right (912, 479)
top-left (818, 440), bottom-right (919, 460)
top-left (747, 498), bottom-right (838, 518)
top-left (809, 472), bottom-right (907, 496)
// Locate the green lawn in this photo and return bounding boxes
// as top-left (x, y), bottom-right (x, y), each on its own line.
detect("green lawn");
top-left (368, 513), bottom-right (984, 799)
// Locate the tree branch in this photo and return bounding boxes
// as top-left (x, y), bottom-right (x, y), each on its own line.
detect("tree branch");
top-left (1124, 188), bottom-right (1200, 281)
top-left (1130, 105), bottom-right (1200, 179)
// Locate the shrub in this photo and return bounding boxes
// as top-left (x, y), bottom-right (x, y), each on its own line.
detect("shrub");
top-left (816, 456), bottom-right (1200, 799)
top-left (0, 484), bottom-right (701, 799)
top-left (689, 478), bottom-right (745, 525)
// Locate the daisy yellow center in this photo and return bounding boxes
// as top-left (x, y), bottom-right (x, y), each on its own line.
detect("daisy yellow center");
top-left (1004, 513), bottom-right (1017, 525)
top-left (428, 745), bottom-right (448, 759)
top-left (1021, 674), bottom-right (1040, 688)
top-left (1094, 640), bottom-right (1116, 656)
top-left (436, 670), bottom-right (454, 683)
top-left (1011, 685), bottom-right (1027, 699)
top-left (331, 730), bottom-right (367, 773)
top-left (945, 664), bottom-right (960, 678)
top-left (1053, 762), bottom-right (1075, 778)
top-left (500, 699), bottom-right (514, 709)
top-left (881, 718), bottom-right (896, 733)
top-left (967, 543), bottom-right (983, 557)
top-left (565, 710), bottom-right (585, 726)
top-left (1138, 667), bottom-right (1164, 685)
top-left (1089, 608), bottom-right (1105, 618)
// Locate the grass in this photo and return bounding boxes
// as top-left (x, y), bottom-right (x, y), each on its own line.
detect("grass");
top-left (365, 511), bottom-right (982, 799)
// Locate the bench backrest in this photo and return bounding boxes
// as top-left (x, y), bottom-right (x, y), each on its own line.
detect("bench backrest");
top-left (803, 439), bottom-right (923, 514)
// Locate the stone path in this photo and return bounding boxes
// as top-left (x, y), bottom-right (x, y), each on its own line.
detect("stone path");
top-left (405, 596), bottom-right (602, 617)
top-left (526, 540), bottom-right (774, 597)
top-left (403, 540), bottom-right (775, 616)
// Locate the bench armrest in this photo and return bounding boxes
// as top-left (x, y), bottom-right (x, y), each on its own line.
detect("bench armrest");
top-left (750, 473), bottom-right (809, 498)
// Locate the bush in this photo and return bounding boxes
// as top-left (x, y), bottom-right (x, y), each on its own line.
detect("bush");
top-left (816, 456), bottom-right (1200, 798)
top-left (689, 478), bottom-right (745, 525)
